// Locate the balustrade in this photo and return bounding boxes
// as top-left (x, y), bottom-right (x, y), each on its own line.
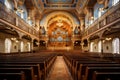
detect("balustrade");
top-left (0, 2), bottom-right (39, 38)
top-left (83, 2), bottom-right (120, 38)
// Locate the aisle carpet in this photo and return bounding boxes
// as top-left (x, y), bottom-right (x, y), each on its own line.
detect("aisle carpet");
top-left (46, 56), bottom-right (73, 80)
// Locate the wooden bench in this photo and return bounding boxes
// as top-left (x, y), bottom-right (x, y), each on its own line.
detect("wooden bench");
top-left (0, 64), bottom-right (41, 80)
top-left (73, 60), bottom-right (116, 80)
top-left (83, 67), bottom-right (120, 80)
top-left (0, 71), bottom-right (25, 80)
top-left (0, 53), bottom-right (57, 80)
top-left (78, 64), bottom-right (120, 80)
top-left (92, 71), bottom-right (120, 80)
top-left (0, 67), bottom-right (36, 80)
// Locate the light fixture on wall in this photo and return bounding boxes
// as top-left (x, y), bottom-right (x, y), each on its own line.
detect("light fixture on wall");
top-left (27, 17), bottom-right (31, 20)
top-left (99, 8), bottom-right (104, 12)
top-left (91, 16), bottom-right (94, 20)
top-left (105, 37), bottom-right (112, 41)
top-left (11, 38), bottom-right (16, 41)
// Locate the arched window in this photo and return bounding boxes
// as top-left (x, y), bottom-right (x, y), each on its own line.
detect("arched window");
top-left (5, 38), bottom-right (12, 53)
top-left (98, 41), bottom-right (102, 52)
top-left (90, 42), bottom-right (94, 52)
top-left (112, 38), bottom-right (119, 54)
top-left (112, 0), bottom-right (119, 6)
top-left (5, 0), bottom-right (11, 9)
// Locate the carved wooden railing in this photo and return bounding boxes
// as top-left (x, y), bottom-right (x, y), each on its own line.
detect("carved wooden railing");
top-left (0, 2), bottom-right (39, 38)
top-left (72, 35), bottom-right (81, 40)
top-left (39, 35), bottom-right (48, 40)
top-left (83, 2), bottom-right (120, 38)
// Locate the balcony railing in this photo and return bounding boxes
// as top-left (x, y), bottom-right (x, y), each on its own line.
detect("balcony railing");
top-left (40, 35), bottom-right (48, 40)
top-left (72, 35), bottom-right (81, 40)
top-left (83, 2), bottom-right (120, 38)
top-left (0, 2), bottom-right (39, 38)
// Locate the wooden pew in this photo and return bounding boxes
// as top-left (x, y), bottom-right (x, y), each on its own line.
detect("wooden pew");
top-left (63, 53), bottom-right (118, 80)
top-left (0, 67), bottom-right (36, 80)
top-left (92, 71), bottom-right (120, 80)
top-left (78, 64), bottom-right (120, 80)
top-left (0, 64), bottom-right (41, 80)
top-left (0, 53), bottom-right (57, 80)
top-left (0, 71), bottom-right (26, 80)
top-left (83, 67), bottom-right (120, 80)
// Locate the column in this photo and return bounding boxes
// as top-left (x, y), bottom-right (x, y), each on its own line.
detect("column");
top-left (79, 14), bottom-right (85, 33)
top-left (45, 40), bottom-right (48, 50)
top-left (81, 40), bottom-right (84, 51)
top-left (87, 39), bottom-right (90, 52)
top-left (18, 36), bottom-right (22, 53)
top-left (31, 39), bottom-right (34, 53)
top-left (101, 38), bottom-right (104, 54)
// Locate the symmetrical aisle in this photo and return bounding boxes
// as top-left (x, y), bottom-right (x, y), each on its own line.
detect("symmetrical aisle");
top-left (46, 56), bottom-right (73, 80)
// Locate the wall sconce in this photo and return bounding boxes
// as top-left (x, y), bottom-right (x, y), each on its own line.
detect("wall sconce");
top-left (27, 17), bottom-right (31, 20)
top-left (91, 16), bottom-right (94, 20)
top-left (99, 8), bottom-right (104, 12)
top-left (105, 37), bottom-right (112, 41)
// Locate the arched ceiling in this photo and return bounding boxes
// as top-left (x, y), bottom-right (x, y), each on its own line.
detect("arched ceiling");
top-left (42, 0), bottom-right (77, 9)
top-left (24, 0), bottom-right (96, 20)
top-left (40, 11), bottom-right (80, 31)
top-left (48, 21), bottom-right (72, 37)
top-left (33, 0), bottom-right (91, 17)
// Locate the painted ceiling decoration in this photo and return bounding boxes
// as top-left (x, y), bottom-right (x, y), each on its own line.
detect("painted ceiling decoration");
top-left (47, 14), bottom-right (73, 27)
top-left (46, 0), bottom-right (74, 4)
top-left (42, 0), bottom-right (78, 9)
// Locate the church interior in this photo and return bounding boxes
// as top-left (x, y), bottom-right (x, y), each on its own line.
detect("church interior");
top-left (0, 0), bottom-right (120, 80)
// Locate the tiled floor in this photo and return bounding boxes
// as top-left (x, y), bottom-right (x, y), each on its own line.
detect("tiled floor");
top-left (46, 56), bottom-right (73, 80)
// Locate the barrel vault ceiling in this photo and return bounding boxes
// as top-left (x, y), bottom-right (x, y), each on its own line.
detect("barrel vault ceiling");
top-left (33, 0), bottom-right (90, 18)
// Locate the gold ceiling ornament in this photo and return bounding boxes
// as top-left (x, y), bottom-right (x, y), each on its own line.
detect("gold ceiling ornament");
top-left (56, 19), bottom-right (63, 27)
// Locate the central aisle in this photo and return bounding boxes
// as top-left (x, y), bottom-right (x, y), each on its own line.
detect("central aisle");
top-left (46, 56), bottom-right (73, 80)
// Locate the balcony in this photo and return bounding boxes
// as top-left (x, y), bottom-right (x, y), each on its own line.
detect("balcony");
top-left (72, 35), bottom-right (81, 41)
top-left (39, 35), bottom-right (48, 41)
top-left (83, 2), bottom-right (120, 39)
top-left (0, 2), bottom-right (39, 38)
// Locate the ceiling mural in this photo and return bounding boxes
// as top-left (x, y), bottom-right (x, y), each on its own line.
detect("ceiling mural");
top-left (42, 0), bottom-right (78, 9)
top-left (46, 0), bottom-right (73, 4)
top-left (40, 11), bottom-right (80, 31)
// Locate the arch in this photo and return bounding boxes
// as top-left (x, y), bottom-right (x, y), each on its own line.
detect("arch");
top-left (74, 40), bottom-right (81, 46)
top-left (40, 11), bottom-right (80, 31)
top-left (39, 40), bottom-right (46, 46)
top-left (22, 35), bottom-right (32, 41)
top-left (89, 35), bottom-right (100, 41)
top-left (112, 38), bottom-right (119, 54)
top-left (83, 39), bottom-right (88, 47)
top-left (5, 38), bottom-right (12, 53)
top-left (33, 39), bottom-right (39, 47)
